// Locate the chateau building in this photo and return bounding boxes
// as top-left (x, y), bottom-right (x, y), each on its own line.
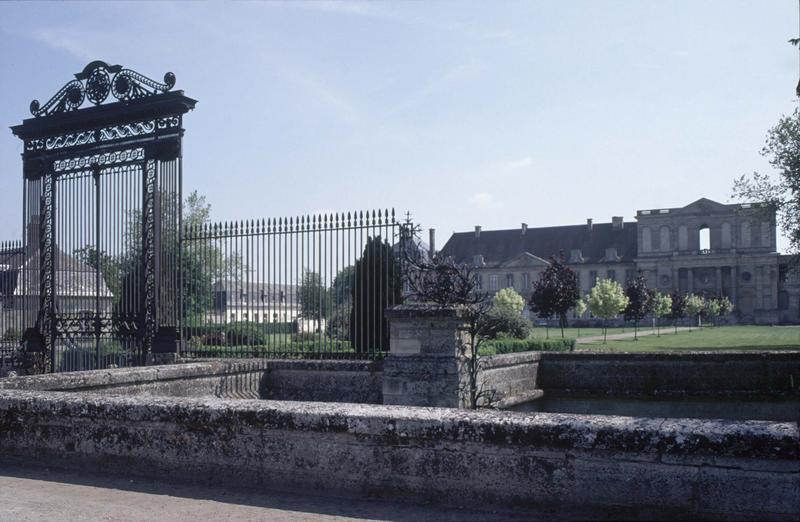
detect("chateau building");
top-left (439, 198), bottom-right (799, 324)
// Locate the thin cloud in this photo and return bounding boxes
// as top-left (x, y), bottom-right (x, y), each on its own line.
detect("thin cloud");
top-left (470, 192), bottom-right (496, 209)
top-left (501, 156), bottom-right (534, 170)
top-left (31, 29), bottom-right (95, 62)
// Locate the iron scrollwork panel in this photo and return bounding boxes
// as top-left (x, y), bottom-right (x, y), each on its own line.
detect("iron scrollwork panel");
top-left (37, 171), bottom-right (57, 370)
top-left (141, 158), bottom-right (158, 355)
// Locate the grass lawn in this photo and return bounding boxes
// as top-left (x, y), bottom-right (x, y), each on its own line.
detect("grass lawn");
top-left (576, 325), bottom-right (800, 352)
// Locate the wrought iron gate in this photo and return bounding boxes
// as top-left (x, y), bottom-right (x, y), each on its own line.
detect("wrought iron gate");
top-left (11, 61), bottom-right (196, 372)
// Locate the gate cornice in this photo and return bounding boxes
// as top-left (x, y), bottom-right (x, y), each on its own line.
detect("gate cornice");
top-left (11, 61), bottom-right (196, 163)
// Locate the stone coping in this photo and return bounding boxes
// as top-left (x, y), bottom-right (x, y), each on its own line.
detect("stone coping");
top-left (0, 389), bottom-right (796, 460)
top-left (0, 359), bottom-right (382, 392)
top-left (481, 351), bottom-right (540, 370)
top-left (544, 351), bottom-right (800, 360)
top-left (493, 389), bottom-right (544, 409)
top-left (384, 303), bottom-right (468, 319)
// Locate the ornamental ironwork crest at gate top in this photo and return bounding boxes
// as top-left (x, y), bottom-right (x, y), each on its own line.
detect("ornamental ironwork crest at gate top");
top-left (29, 60), bottom-right (177, 117)
top-left (10, 60), bottom-right (196, 373)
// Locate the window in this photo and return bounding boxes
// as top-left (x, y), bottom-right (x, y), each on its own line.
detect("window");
top-left (243, 312), bottom-right (248, 321)
top-left (589, 270), bottom-right (598, 286)
top-left (641, 227), bottom-right (652, 252)
top-left (475, 274), bottom-right (483, 290)
top-left (778, 291), bottom-right (790, 310)
top-left (279, 290), bottom-right (286, 303)
top-left (721, 223), bottom-right (731, 249)
top-left (506, 273), bottom-right (514, 288)
top-left (678, 225), bottom-right (688, 250)
top-left (606, 270), bottom-right (616, 281)
top-left (230, 313), bottom-right (236, 322)
top-left (254, 313), bottom-right (260, 323)
top-left (489, 275), bottom-right (498, 291)
top-left (659, 226), bottom-right (670, 251)
top-left (699, 225), bottom-right (710, 251)
top-left (741, 222), bottom-right (751, 247)
top-left (625, 269), bottom-right (635, 283)
top-left (760, 221), bottom-right (770, 247)
top-left (780, 264), bottom-right (788, 283)
top-left (522, 272), bottom-right (530, 289)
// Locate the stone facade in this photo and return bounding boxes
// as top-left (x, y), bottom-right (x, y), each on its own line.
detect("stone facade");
top-left (440, 198), bottom-right (797, 324)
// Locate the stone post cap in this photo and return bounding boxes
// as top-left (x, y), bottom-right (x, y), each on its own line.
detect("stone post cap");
top-left (384, 303), bottom-right (470, 319)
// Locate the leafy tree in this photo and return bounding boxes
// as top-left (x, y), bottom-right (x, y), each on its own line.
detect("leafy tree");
top-left (493, 288), bottom-right (526, 316)
top-left (718, 296), bottom-right (735, 319)
top-left (327, 265), bottom-right (355, 341)
top-left (482, 308), bottom-right (532, 340)
top-left (705, 298), bottom-right (722, 327)
top-left (587, 278), bottom-right (629, 343)
top-left (733, 108), bottom-right (800, 255)
top-left (667, 290), bottom-right (687, 334)
top-left (115, 191), bottom-right (244, 332)
top-left (651, 292), bottom-right (672, 337)
top-left (623, 274), bottom-right (654, 340)
top-left (330, 265), bottom-right (355, 304)
top-left (482, 288), bottom-right (531, 340)
top-left (685, 294), bottom-right (706, 329)
top-left (72, 246), bottom-right (124, 300)
top-left (528, 255), bottom-right (581, 338)
top-left (572, 297), bottom-right (587, 338)
top-left (298, 270), bottom-right (331, 323)
top-left (350, 236), bottom-right (402, 354)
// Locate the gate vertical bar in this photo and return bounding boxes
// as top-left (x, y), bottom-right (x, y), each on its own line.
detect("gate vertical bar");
top-left (93, 164), bottom-right (101, 369)
top-left (38, 169), bottom-right (56, 372)
top-left (141, 157), bottom-right (158, 361)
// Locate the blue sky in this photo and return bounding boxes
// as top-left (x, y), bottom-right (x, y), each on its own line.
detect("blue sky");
top-left (0, 1), bottom-right (797, 251)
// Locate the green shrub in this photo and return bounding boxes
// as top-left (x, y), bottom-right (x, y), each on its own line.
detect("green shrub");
top-left (480, 308), bottom-right (532, 340)
top-left (479, 337), bottom-right (574, 356)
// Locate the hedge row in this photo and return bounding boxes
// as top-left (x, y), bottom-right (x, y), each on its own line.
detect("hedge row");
top-left (479, 337), bottom-right (574, 356)
top-left (185, 322), bottom-right (298, 346)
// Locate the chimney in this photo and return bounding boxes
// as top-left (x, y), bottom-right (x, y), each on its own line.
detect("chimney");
top-left (612, 216), bottom-right (624, 230)
top-left (521, 223), bottom-right (528, 235)
top-left (474, 226), bottom-right (481, 238)
top-left (428, 228), bottom-right (436, 259)
top-left (586, 218), bottom-right (593, 232)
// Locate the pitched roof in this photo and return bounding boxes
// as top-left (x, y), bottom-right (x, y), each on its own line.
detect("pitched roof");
top-left (439, 222), bottom-right (638, 266)
top-left (212, 280), bottom-right (298, 306)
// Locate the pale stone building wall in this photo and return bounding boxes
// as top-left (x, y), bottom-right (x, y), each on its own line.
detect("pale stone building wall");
top-left (439, 198), bottom-right (796, 325)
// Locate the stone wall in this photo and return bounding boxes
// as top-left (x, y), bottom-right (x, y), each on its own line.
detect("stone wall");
top-left (0, 390), bottom-right (796, 520)
top-left (537, 351), bottom-right (800, 399)
top-left (260, 359), bottom-right (383, 404)
top-left (481, 351), bottom-right (540, 406)
top-left (0, 359), bottom-right (383, 403)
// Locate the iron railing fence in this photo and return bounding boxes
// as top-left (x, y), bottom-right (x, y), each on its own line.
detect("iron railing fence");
top-left (0, 239), bottom-right (24, 370)
top-left (181, 209), bottom-right (407, 359)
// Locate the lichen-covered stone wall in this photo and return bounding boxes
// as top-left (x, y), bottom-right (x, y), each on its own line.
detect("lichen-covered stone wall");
top-left (0, 359), bottom-right (383, 403)
top-left (537, 351), bottom-right (800, 399)
top-left (0, 390), bottom-right (796, 519)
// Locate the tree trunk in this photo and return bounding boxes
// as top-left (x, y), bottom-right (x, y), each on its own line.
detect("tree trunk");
top-left (603, 319), bottom-right (608, 344)
top-left (634, 320), bottom-right (638, 340)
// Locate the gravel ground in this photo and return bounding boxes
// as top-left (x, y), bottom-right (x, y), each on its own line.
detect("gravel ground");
top-left (0, 463), bottom-right (545, 522)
